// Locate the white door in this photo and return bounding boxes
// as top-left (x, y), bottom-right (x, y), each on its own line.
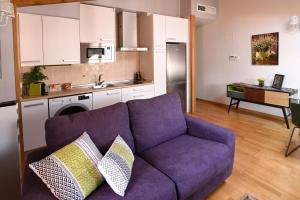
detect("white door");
top-left (21, 99), bottom-right (48, 151)
top-left (80, 4), bottom-right (116, 43)
top-left (154, 49), bottom-right (167, 96)
top-left (166, 16), bottom-right (188, 43)
top-left (43, 16), bottom-right (80, 65)
top-left (93, 89), bottom-right (122, 109)
top-left (18, 13), bottom-right (43, 67)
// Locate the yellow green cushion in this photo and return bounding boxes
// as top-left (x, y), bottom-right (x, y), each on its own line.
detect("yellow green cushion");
top-left (98, 135), bottom-right (134, 196)
top-left (29, 132), bottom-right (103, 200)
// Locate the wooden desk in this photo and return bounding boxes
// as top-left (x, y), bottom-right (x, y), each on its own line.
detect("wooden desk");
top-left (227, 83), bottom-right (298, 129)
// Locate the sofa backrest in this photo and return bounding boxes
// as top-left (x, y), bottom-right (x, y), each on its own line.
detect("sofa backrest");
top-left (127, 93), bottom-right (187, 153)
top-left (45, 102), bottom-right (135, 154)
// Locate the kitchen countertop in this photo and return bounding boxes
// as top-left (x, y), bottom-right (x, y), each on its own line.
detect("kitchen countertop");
top-left (21, 81), bottom-right (154, 102)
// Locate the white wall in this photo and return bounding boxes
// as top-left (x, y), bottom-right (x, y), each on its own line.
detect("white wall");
top-left (197, 0), bottom-right (300, 116)
top-left (0, 20), bottom-right (16, 102)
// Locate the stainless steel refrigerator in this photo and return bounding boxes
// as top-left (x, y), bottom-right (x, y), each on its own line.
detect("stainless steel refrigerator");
top-left (166, 43), bottom-right (187, 112)
top-left (0, 19), bottom-right (21, 199)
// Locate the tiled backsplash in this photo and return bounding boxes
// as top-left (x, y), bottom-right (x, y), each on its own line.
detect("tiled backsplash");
top-left (21, 52), bottom-right (140, 85)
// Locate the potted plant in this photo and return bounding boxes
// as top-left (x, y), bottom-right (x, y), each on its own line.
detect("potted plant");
top-left (22, 66), bottom-right (48, 96)
top-left (257, 78), bottom-right (265, 87)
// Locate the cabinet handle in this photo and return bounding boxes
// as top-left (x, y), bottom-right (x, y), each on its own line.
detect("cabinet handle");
top-left (167, 38), bottom-right (176, 41)
top-left (21, 60), bottom-right (40, 63)
top-left (133, 88), bottom-right (144, 92)
top-left (107, 92), bottom-right (120, 96)
top-left (23, 102), bottom-right (44, 108)
top-left (62, 59), bottom-right (80, 63)
top-left (133, 94), bottom-right (145, 98)
top-left (100, 38), bottom-right (113, 42)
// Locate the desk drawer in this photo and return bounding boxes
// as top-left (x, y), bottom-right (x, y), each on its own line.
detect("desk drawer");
top-left (245, 88), bottom-right (265, 103)
top-left (265, 91), bottom-right (289, 107)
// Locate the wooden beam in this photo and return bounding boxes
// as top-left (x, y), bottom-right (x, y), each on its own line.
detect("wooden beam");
top-left (12, 4), bottom-right (25, 179)
top-left (13, 0), bottom-right (85, 7)
top-left (189, 15), bottom-right (197, 114)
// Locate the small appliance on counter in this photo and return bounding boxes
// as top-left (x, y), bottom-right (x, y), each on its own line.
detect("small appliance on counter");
top-left (134, 71), bottom-right (144, 84)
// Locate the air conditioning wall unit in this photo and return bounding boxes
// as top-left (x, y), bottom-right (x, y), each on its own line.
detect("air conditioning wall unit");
top-left (180, 0), bottom-right (218, 26)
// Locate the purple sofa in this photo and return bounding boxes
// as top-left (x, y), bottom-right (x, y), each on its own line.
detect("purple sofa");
top-left (22, 93), bottom-right (235, 200)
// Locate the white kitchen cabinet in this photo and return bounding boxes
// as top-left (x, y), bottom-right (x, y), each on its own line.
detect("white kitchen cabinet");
top-left (166, 16), bottom-right (188, 43)
top-left (80, 4), bottom-right (116, 43)
top-left (93, 89), bottom-right (122, 109)
top-left (153, 15), bottom-right (167, 96)
top-left (21, 99), bottom-right (48, 151)
top-left (122, 85), bottom-right (155, 102)
top-left (43, 16), bottom-right (80, 65)
top-left (18, 13), bottom-right (43, 67)
top-left (153, 49), bottom-right (167, 96)
top-left (153, 15), bottom-right (166, 49)
top-left (139, 14), bottom-right (167, 97)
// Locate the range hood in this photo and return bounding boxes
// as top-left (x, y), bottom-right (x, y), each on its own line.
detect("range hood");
top-left (118, 12), bottom-right (148, 52)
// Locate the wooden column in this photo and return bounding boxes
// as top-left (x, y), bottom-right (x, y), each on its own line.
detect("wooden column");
top-left (12, 3), bottom-right (25, 177)
top-left (189, 15), bottom-right (197, 114)
top-left (13, 0), bottom-right (84, 7)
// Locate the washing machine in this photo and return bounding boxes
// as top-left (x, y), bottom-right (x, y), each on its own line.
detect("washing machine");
top-left (49, 93), bottom-right (93, 118)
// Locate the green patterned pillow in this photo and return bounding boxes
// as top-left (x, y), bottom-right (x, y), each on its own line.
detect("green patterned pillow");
top-left (29, 132), bottom-right (103, 200)
top-left (98, 135), bottom-right (135, 196)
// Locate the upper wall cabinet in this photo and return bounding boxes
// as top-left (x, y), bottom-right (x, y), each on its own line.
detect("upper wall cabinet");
top-left (18, 13), bottom-right (44, 67)
top-left (153, 15), bottom-right (166, 49)
top-left (80, 4), bottom-right (116, 43)
top-left (43, 16), bottom-right (80, 65)
top-left (165, 16), bottom-right (188, 43)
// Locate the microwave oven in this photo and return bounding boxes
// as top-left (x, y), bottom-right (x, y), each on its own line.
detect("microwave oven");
top-left (80, 43), bottom-right (115, 63)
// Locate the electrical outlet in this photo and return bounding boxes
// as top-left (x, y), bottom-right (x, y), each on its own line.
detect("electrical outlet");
top-left (229, 55), bottom-right (240, 62)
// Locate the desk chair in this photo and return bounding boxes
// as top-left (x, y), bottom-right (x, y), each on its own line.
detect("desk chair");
top-left (285, 103), bottom-right (300, 157)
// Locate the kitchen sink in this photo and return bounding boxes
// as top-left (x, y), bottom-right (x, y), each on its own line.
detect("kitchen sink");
top-left (93, 83), bottom-right (115, 89)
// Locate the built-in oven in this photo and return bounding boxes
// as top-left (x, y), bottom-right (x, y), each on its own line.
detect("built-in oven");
top-left (80, 43), bottom-right (115, 63)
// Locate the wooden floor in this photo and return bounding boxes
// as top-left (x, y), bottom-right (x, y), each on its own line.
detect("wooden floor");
top-left (193, 100), bottom-right (300, 200)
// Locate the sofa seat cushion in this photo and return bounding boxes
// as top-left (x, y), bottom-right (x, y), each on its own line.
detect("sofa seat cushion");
top-left (140, 134), bottom-right (231, 200)
top-left (45, 103), bottom-right (135, 154)
top-left (127, 93), bottom-right (187, 153)
top-left (22, 156), bottom-right (177, 200)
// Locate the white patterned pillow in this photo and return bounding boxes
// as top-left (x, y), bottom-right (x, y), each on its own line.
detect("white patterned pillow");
top-left (98, 135), bottom-right (135, 196)
top-left (30, 132), bottom-right (103, 200)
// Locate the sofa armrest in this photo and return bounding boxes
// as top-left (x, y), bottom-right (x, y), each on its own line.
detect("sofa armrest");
top-left (26, 147), bottom-right (49, 164)
top-left (185, 115), bottom-right (235, 149)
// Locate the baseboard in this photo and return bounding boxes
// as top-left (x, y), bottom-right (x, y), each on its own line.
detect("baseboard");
top-left (196, 98), bottom-right (288, 122)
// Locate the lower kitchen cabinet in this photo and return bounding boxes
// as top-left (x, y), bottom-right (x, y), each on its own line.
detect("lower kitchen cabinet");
top-left (93, 89), bottom-right (122, 109)
top-left (122, 85), bottom-right (155, 102)
top-left (21, 99), bottom-right (48, 151)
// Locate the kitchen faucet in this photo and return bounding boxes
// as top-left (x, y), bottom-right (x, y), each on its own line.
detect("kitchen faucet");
top-left (96, 74), bottom-right (105, 86)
